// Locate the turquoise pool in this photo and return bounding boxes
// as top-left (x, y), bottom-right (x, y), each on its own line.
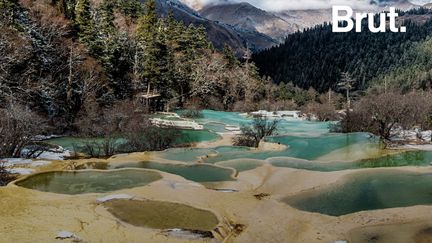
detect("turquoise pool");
top-left (116, 162), bottom-right (236, 182)
top-left (16, 170), bottom-right (162, 194)
top-left (202, 133), bottom-right (375, 163)
top-left (284, 171), bottom-right (432, 216)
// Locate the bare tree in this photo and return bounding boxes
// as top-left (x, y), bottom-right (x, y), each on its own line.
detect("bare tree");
top-left (0, 102), bottom-right (47, 158)
top-left (302, 102), bottom-right (339, 121)
top-left (338, 91), bottom-right (432, 145)
top-left (338, 72), bottom-right (356, 110)
top-left (234, 116), bottom-right (279, 148)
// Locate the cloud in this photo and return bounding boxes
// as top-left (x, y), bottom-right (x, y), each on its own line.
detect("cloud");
top-left (182, 0), bottom-right (391, 11)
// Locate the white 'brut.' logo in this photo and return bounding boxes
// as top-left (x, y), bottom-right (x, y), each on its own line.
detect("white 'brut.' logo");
top-left (332, 6), bottom-right (407, 33)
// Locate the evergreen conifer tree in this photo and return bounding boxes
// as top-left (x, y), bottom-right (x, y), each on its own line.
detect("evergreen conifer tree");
top-left (75, 0), bottom-right (96, 49)
top-left (0, 0), bottom-right (16, 23)
top-left (223, 44), bottom-right (239, 68)
top-left (136, 0), bottom-right (161, 94)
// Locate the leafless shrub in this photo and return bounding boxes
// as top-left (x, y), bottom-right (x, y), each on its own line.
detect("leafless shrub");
top-left (21, 142), bottom-right (48, 159)
top-left (233, 117), bottom-right (279, 148)
top-left (302, 102), bottom-right (339, 121)
top-left (75, 98), bottom-right (134, 135)
top-left (119, 119), bottom-right (181, 152)
top-left (79, 136), bottom-right (120, 158)
top-left (0, 102), bottom-right (47, 158)
top-left (232, 101), bottom-right (257, 112)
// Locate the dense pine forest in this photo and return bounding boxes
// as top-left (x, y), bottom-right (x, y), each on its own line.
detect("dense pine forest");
top-left (253, 8), bottom-right (432, 93)
top-left (0, 0), bottom-right (282, 132)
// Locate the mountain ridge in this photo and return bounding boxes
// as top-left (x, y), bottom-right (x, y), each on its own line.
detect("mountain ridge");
top-left (153, 0), bottom-right (277, 53)
top-left (200, 2), bottom-right (299, 42)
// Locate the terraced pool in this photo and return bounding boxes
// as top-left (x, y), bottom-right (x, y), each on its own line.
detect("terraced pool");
top-left (284, 171), bottom-right (432, 216)
top-left (16, 170), bottom-right (162, 194)
top-left (116, 162), bottom-right (236, 182)
top-left (104, 199), bottom-right (219, 231)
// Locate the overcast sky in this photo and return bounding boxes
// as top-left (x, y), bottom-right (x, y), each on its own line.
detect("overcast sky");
top-left (187, 0), bottom-right (372, 10)
top-left (182, 0), bottom-right (426, 11)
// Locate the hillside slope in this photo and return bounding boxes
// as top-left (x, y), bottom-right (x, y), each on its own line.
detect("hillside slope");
top-left (253, 8), bottom-right (432, 92)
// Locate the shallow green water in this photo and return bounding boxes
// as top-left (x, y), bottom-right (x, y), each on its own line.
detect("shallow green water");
top-left (268, 133), bottom-right (376, 159)
top-left (158, 148), bottom-right (218, 162)
top-left (195, 110), bottom-right (251, 127)
top-left (202, 133), bottom-right (374, 163)
top-left (105, 199), bottom-right (219, 231)
top-left (194, 110), bottom-right (331, 135)
top-left (276, 120), bottom-right (332, 135)
top-left (270, 150), bottom-right (432, 172)
top-left (116, 162), bottom-right (236, 182)
top-left (215, 159), bottom-right (265, 172)
top-left (203, 122), bottom-right (229, 133)
top-left (45, 137), bottom-right (126, 152)
top-left (284, 171), bottom-right (432, 216)
top-left (176, 130), bottom-right (220, 144)
top-left (46, 130), bottom-right (219, 153)
top-left (16, 170), bottom-right (162, 194)
top-left (160, 146), bottom-right (251, 163)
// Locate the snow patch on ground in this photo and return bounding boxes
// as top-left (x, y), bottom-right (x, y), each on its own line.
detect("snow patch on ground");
top-left (392, 128), bottom-right (432, 142)
top-left (37, 149), bottom-right (71, 160)
top-left (248, 110), bottom-right (305, 120)
top-left (2, 158), bottom-right (51, 167)
top-left (34, 134), bottom-right (63, 141)
top-left (1, 158), bottom-right (52, 176)
top-left (2, 158), bottom-right (33, 167)
top-left (6, 168), bottom-right (34, 175)
top-left (19, 144), bottom-right (71, 160)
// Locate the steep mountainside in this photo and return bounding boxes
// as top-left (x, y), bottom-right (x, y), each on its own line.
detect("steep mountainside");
top-left (253, 8), bottom-right (432, 92)
top-left (200, 2), bottom-right (298, 42)
top-left (154, 0), bottom-right (277, 53)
